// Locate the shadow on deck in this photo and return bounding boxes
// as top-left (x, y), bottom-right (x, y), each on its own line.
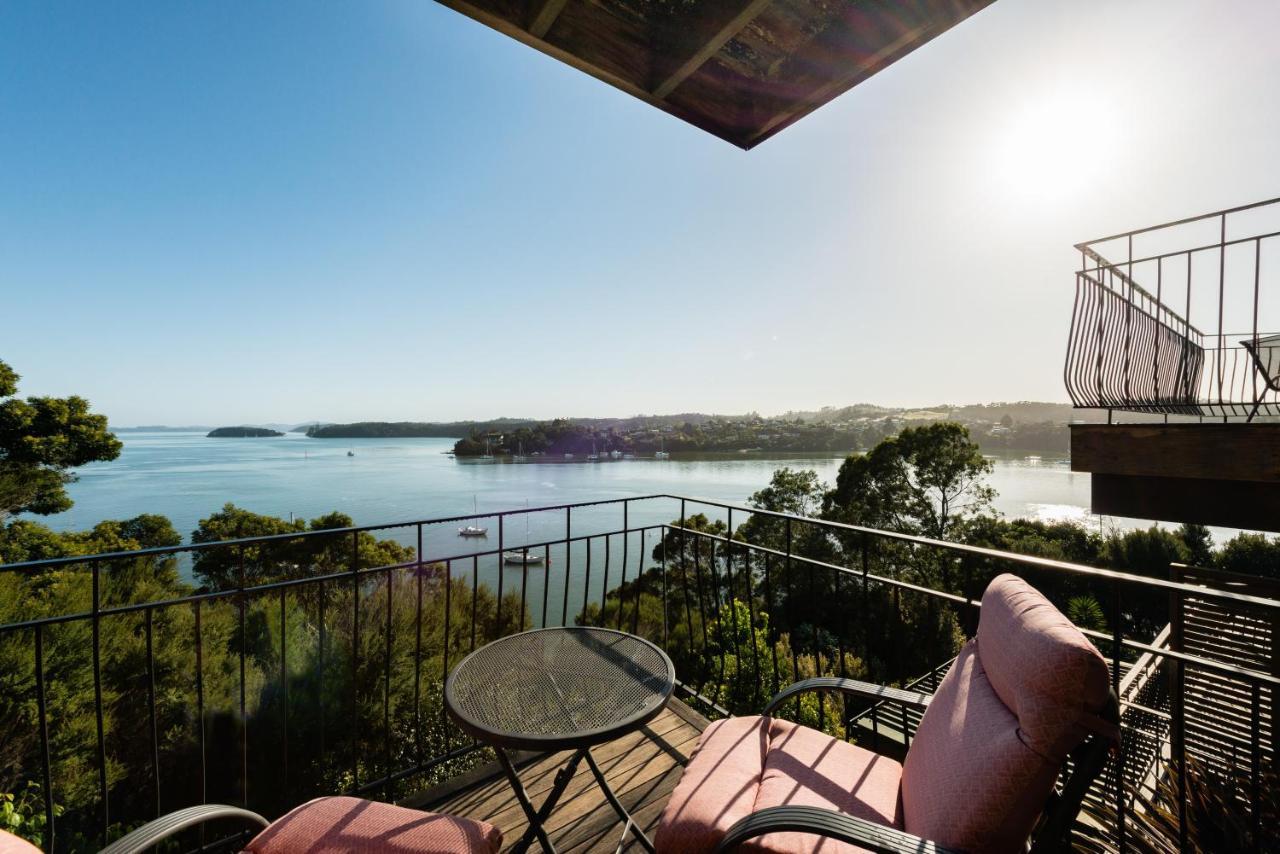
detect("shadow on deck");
top-left (408, 701), bottom-right (709, 853)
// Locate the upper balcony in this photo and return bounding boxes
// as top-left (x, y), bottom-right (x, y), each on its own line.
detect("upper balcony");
top-left (1, 495), bottom-right (1276, 852)
top-left (1064, 198), bottom-right (1280, 529)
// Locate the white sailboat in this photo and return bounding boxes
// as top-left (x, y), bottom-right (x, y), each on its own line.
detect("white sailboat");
top-left (654, 436), bottom-right (670, 460)
top-left (458, 495), bottom-right (488, 537)
top-left (503, 500), bottom-right (545, 565)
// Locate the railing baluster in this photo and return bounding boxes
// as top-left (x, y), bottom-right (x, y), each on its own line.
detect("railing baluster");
top-left (618, 503), bottom-right (628, 632)
top-left (350, 530), bottom-right (360, 793)
top-left (318, 581), bottom-right (326, 771)
top-left (35, 625), bottom-right (54, 852)
top-left (470, 556), bottom-right (479, 651)
top-left (541, 544), bottom-right (551, 629)
top-left (786, 519), bottom-right (801, 719)
top-left (279, 588), bottom-right (289, 801)
top-left (238, 546), bottom-right (249, 808)
top-left (146, 606), bottom-right (160, 817)
top-left (562, 508), bottom-right (572, 627)
top-left (633, 527), bottom-right (644, 636)
top-left (740, 516), bottom-right (764, 710)
top-left (1111, 578), bottom-right (1126, 853)
top-left (194, 601), bottom-right (206, 812)
top-left (497, 516), bottom-right (505, 634)
top-left (581, 537), bottom-right (591, 625)
top-left (383, 559), bottom-right (393, 800)
top-left (414, 526), bottom-right (423, 764)
top-left (92, 561), bottom-right (109, 844)
top-left (441, 558), bottom-right (452, 755)
top-left (763, 553), bottom-right (780, 698)
top-left (601, 534), bottom-right (611, 618)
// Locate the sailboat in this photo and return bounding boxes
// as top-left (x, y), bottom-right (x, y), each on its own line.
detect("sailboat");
top-left (654, 436), bottom-right (670, 460)
top-left (458, 495), bottom-right (488, 537)
top-left (503, 500), bottom-right (546, 565)
top-left (586, 439), bottom-right (600, 461)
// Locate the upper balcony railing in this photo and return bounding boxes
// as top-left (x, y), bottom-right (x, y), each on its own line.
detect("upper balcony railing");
top-left (2, 495), bottom-right (1277, 852)
top-left (1065, 196), bottom-right (1280, 420)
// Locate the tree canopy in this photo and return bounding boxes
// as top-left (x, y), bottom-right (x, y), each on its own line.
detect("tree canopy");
top-left (823, 421), bottom-right (994, 539)
top-left (0, 360), bottom-right (121, 521)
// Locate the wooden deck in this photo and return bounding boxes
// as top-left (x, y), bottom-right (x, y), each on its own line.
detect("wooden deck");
top-left (413, 701), bottom-right (709, 853)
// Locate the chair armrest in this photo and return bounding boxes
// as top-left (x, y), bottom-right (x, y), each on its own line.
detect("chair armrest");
top-left (713, 805), bottom-right (963, 854)
top-left (99, 804), bottom-right (269, 854)
top-left (762, 677), bottom-right (932, 716)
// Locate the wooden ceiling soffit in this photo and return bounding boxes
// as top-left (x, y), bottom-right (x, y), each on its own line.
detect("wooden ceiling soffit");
top-left (433, 0), bottom-right (995, 149)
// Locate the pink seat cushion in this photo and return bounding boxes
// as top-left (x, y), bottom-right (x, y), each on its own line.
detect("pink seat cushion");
top-left (655, 716), bottom-right (902, 854)
top-left (0, 831), bottom-right (41, 854)
top-left (976, 573), bottom-right (1111, 761)
top-left (655, 716), bottom-right (770, 853)
top-left (901, 574), bottom-right (1112, 853)
top-left (901, 642), bottom-right (1057, 853)
top-left (244, 796), bottom-right (502, 853)
top-left (745, 718), bottom-right (902, 854)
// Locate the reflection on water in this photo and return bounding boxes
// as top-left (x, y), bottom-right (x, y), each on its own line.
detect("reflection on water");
top-left (51, 434), bottom-right (1143, 542)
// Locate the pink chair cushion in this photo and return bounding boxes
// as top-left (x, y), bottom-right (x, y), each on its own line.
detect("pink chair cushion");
top-left (901, 574), bottom-right (1112, 852)
top-left (655, 716), bottom-right (903, 854)
top-left (745, 718), bottom-right (902, 854)
top-left (976, 573), bottom-right (1112, 762)
top-left (244, 796), bottom-right (502, 853)
top-left (900, 642), bottom-right (1057, 853)
top-left (655, 716), bottom-right (770, 853)
top-left (0, 831), bottom-right (41, 854)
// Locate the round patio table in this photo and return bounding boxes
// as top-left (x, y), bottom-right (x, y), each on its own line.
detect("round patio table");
top-left (445, 627), bottom-right (675, 854)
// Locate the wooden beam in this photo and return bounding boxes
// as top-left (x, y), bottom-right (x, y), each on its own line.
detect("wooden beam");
top-left (529, 0), bottom-right (569, 39)
top-left (433, 0), bottom-right (747, 147)
top-left (651, 0), bottom-right (773, 101)
top-left (1090, 473), bottom-right (1280, 533)
top-left (1071, 424), bottom-right (1280, 483)
top-left (742, 23), bottom-right (930, 148)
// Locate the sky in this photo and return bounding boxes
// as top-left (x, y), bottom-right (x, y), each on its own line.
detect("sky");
top-left (3, 0), bottom-right (1279, 426)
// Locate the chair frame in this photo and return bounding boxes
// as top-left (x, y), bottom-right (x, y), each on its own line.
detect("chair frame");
top-left (99, 804), bottom-right (269, 854)
top-left (712, 677), bottom-right (1120, 854)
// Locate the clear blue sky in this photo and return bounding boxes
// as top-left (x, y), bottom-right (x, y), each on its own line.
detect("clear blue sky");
top-left (3, 0), bottom-right (1279, 425)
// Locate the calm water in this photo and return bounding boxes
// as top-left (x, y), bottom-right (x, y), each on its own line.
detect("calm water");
top-left (51, 432), bottom-right (1101, 540)
top-left (41, 432), bottom-right (1122, 620)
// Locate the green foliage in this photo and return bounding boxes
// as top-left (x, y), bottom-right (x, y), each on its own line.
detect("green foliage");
top-left (1216, 532), bottom-right (1280, 579)
top-left (1066, 595), bottom-right (1107, 632)
top-left (190, 505), bottom-right (414, 590)
top-left (0, 359), bottom-right (122, 520)
top-left (0, 783), bottom-right (61, 848)
top-left (823, 422), bottom-right (993, 539)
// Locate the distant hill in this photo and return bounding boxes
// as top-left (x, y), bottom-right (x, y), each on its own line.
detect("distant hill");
top-left (207, 426), bottom-right (285, 438)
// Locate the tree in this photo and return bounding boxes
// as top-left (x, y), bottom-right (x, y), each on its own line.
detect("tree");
top-left (0, 360), bottom-right (121, 521)
top-left (1216, 533), bottom-right (1280, 580)
top-left (823, 422), bottom-right (994, 539)
top-left (736, 468), bottom-right (826, 555)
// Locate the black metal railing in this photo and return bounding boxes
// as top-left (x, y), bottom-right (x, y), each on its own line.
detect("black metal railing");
top-left (3, 494), bottom-right (1278, 852)
top-left (1065, 196), bottom-right (1280, 420)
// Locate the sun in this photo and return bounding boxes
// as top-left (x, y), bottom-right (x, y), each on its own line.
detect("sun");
top-left (987, 88), bottom-right (1116, 204)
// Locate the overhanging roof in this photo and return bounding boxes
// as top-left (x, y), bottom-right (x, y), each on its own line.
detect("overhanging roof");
top-left (434, 0), bottom-right (995, 149)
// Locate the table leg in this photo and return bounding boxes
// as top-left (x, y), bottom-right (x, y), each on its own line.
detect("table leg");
top-left (583, 748), bottom-right (656, 852)
top-left (499, 747), bottom-right (586, 854)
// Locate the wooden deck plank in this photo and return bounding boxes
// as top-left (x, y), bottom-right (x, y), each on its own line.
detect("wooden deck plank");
top-left (418, 701), bottom-right (709, 853)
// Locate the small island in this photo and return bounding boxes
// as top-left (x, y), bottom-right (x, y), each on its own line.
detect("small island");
top-left (207, 426), bottom-right (284, 438)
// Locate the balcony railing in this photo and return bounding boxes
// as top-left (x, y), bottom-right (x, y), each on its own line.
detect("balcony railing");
top-left (1065, 196), bottom-right (1280, 420)
top-left (2, 495), bottom-right (1277, 852)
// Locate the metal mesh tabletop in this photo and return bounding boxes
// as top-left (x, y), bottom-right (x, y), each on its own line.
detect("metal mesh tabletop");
top-left (445, 628), bottom-right (675, 751)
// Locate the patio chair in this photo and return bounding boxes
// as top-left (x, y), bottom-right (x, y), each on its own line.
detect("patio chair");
top-left (654, 573), bottom-right (1120, 854)
top-left (1241, 334), bottom-right (1280, 420)
top-left (0, 796), bottom-right (502, 854)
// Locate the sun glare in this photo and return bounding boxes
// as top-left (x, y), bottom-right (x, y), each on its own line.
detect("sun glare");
top-left (988, 89), bottom-right (1115, 204)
